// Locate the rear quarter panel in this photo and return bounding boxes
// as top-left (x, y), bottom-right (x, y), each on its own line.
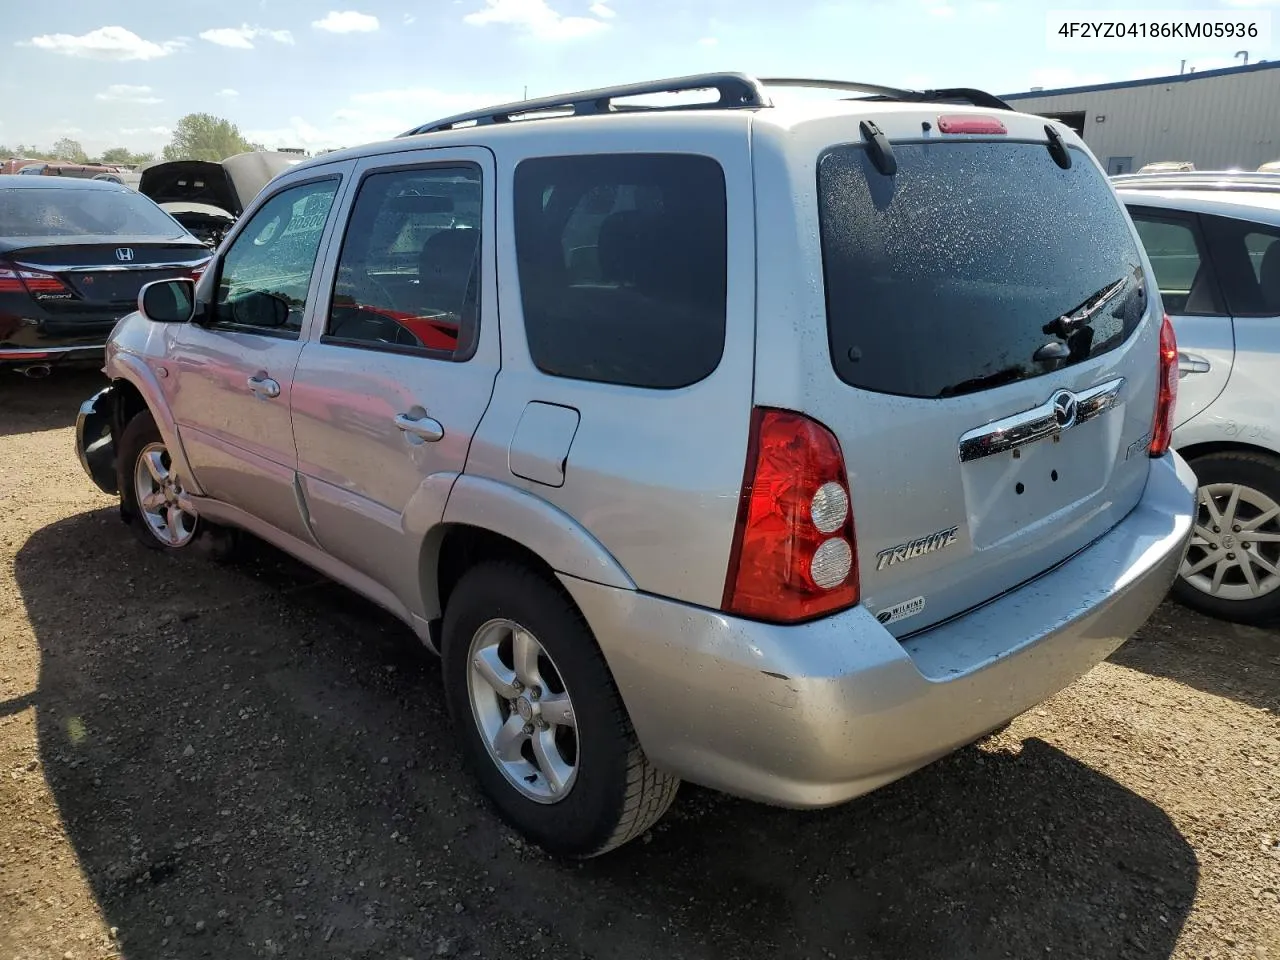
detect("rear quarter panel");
top-left (462, 115), bottom-right (758, 608)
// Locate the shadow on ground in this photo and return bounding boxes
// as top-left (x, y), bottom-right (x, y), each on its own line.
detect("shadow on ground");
top-left (16, 508), bottom-right (1199, 960)
top-left (0, 368), bottom-right (106, 438)
top-left (1112, 604), bottom-right (1280, 715)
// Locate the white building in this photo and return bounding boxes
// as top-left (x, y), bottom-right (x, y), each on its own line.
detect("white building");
top-left (1003, 60), bottom-right (1280, 174)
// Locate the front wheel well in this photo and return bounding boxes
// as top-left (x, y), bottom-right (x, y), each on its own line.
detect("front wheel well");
top-left (109, 377), bottom-right (149, 437)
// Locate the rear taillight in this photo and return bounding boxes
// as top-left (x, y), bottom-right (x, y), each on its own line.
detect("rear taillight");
top-left (0, 259), bottom-right (71, 297)
top-left (722, 408), bottom-right (860, 624)
top-left (1150, 314), bottom-right (1178, 457)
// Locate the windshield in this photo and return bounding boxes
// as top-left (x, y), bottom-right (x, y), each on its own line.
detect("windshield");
top-left (818, 140), bottom-right (1147, 399)
top-left (0, 186), bottom-right (187, 239)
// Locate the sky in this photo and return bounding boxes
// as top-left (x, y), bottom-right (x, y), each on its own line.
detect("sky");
top-left (1, 0), bottom-right (1277, 156)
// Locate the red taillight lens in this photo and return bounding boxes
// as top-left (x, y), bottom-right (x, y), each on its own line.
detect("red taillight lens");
top-left (937, 114), bottom-right (1007, 135)
top-left (0, 263), bottom-right (24, 294)
top-left (1150, 314), bottom-right (1178, 457)
top-left (0, 259), bottom-right (70, 297)
top-left (722, 408), bottom-right (860, 624)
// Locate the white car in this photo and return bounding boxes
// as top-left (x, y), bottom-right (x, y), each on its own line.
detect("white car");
top-left (1115, 171), bottom-right (1280, 624)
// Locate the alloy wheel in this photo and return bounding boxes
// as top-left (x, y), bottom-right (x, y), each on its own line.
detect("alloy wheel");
top-left (133, 442), bottom-right (198, 548)
top-left (1180, 482), bottom-right (1280, 602)
top-left (466, 618), bottom-right (579, 803)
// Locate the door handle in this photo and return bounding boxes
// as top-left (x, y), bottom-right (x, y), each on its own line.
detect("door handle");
top-left (394, 412), bottom-right (445, 443)
top-left (247, 374), bottom-right (281, 398)
top-left (1177, 352), bottom-right (1211, 377)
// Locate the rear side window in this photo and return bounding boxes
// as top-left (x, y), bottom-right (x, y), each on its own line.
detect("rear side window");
top-left (1129, 211), bottom-right (1223, 316)
top-left (513, 154), bottom-right (727, 389)
top-left (326, 165), bottom-right (482, 359)
top-left (0, 187), bottom-right (186, 239)
top-left (1200, 215), bottom-right (1280, 317)
top-left (818, 142), bottom-right (1147, 398)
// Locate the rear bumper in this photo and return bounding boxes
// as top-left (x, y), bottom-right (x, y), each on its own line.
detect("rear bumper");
top-left (0, 343), bottom-right (107, 367)
top-left (75, 385), bottom-right (119, 495)
top-left (559, 452), bottom-right (1197, 808)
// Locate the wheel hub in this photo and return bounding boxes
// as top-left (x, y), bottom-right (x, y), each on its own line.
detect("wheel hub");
top-left (466, 618), bottom-right (579, 803)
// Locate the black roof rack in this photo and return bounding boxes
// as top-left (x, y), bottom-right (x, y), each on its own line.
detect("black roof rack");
top-left (758, 78), bottom-right (1014, 111)
top-left (398, 72), bottom-right (1014, 138)
top-left (399, 72), bottom-right (769, 137)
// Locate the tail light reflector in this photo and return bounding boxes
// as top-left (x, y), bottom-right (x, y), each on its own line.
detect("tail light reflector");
top-left (722, 408), bottom-right (860, 624)
top-left (1150, 314), bottom-right (1178, 457)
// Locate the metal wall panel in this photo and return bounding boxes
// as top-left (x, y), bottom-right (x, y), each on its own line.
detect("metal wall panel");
top-left (1006, 66), bottom-right (1280, 173)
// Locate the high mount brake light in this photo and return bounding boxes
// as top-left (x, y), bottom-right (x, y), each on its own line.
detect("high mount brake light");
top-left (1150, 314), bottom-right (1178, 457)
top-left (936, 114), bottom-right (1007, 135)
top-left (722, 408), bottom-right (860, 624)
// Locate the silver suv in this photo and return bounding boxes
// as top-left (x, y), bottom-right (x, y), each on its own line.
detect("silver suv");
top-left (75, 74), bottom-right (1197, 857)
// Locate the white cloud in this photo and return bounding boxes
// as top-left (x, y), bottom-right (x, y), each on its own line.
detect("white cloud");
top-left (404, 13), bottom-right (417, 24)
top-left (313, 10), bottom-right (381, 33)
top-left (697, 36), bottom-right (718, 46)
top-left (95, 83), bottom-right (163, 104)
top-left (121, 125), bottom-right (172, 136)
top-left (589, 2), bottom-right (616, 17)
top-left (199, 25), bottom-right (295, 49)
top-left (22, 26), bottom-right (184, 61)
top-left (463, 0), bottom-right (612, 40)
top-left (1220, 0), bottom-right (1280, 7)
top-left (216, 88), bottom-right (240, 98)
top-left (924, 1), bottom-right (956, 18)
top-left (246, 87), bottom-right (514, 152)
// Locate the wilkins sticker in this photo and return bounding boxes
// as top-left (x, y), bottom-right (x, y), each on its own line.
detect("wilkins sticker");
top-left (875, 595), bottom-right (926, 626)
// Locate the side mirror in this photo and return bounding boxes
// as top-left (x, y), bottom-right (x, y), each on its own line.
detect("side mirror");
top-left (138, 278), bottom-right (196, 324)
top-left (230, 290), bottom-right (291, 328)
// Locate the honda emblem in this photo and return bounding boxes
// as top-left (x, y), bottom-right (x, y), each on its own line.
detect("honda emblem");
top-left (115, 247), bottom-right (135, 262)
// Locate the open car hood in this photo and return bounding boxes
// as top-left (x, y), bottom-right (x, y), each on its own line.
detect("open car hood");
top-left (137, 151), bottom-right (302, 218)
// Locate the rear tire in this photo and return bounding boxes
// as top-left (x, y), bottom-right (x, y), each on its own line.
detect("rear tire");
top-left (1172, 450), bottom-right (1280, 626)
top-left (441, 562), bottom-right (679, 857)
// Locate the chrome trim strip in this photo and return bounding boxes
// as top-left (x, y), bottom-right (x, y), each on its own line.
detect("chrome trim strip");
top-left (12, 259), bottom-right (209, 273)
top-left (957, 377), bottom-right (1125, 464)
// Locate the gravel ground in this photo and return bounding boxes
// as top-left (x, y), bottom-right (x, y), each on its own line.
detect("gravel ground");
top-left (1, 370), bottom-right (1278, 960)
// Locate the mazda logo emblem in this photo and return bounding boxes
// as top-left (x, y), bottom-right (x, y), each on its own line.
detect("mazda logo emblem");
top-left (115, 247), bottom-right (134, 262)
top-left (1052, 390), bottom-right (1078, 428)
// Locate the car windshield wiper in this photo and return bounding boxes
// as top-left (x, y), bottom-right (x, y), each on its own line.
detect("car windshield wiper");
top-left (1042, 276), bottom-right (1129, 340)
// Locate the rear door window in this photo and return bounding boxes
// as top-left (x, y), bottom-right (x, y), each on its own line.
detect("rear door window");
top-left (1200, 215), bottom-right (1280, 317)
top-left (818, 141), bottom-right (1148, 398)
top-left (513, 153), bottom-right (727, 389)
top-left (1128, 209), bottom-right (1224, 315)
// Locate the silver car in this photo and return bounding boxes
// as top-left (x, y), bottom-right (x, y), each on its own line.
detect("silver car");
top-left (1116, 170), bottom-right (1280, 624)
top-left (76, 73), bottom-right (1196, 857)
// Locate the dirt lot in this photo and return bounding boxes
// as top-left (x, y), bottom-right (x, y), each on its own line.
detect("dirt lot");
top-left (1, 370), bottom-right (1277, 960)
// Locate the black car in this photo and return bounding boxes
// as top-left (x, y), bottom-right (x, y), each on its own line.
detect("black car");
top-left (0, 175), bottom-right (210, 375)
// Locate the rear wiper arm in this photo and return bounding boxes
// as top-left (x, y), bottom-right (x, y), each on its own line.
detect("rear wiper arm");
top-left (1042, 276), bottom-right (1128, 340)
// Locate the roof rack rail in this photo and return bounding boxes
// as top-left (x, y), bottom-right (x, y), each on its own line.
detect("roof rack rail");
top-left (397, 72), bottom-right (1016, 139)
top-left (399, 72), bottom-right (770, 137)
top-left (758, 78), bottom-right (1014, 111)
top-left (1112, 170), bottom-right (1280, 193)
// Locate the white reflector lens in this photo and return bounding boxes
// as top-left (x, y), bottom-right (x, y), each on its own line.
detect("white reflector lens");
top-left (810, 537), bottom-right (853, 589)
top-left (810, 481), bottom-right (849, 534)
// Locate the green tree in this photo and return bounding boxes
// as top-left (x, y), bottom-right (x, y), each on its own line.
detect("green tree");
top-left (162, 113), bottom-right (261, 162)
top-left (51, 137), bottom-right (87, 162)
top-left (99, 147), bottom-right (133, 164)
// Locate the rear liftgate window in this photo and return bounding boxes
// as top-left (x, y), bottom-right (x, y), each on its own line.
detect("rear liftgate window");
top-left (818, 141), bottom-right (1147, 399)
